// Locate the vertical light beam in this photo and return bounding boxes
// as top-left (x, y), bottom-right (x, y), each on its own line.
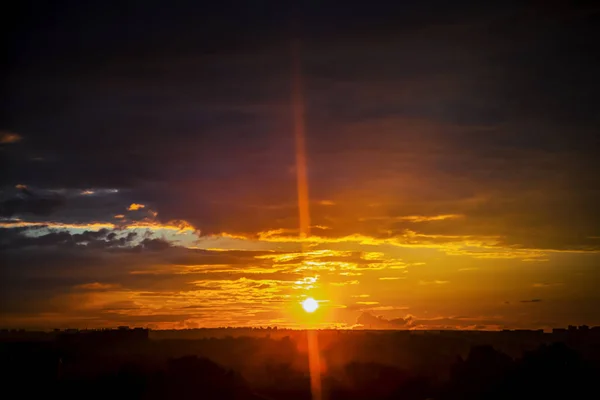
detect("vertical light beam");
top-left (292, 39), bottom-right (311, 239)
top-left (307, 329), bottom-right (322, 400)
top-left (291, 39), bottom-right (322, 400)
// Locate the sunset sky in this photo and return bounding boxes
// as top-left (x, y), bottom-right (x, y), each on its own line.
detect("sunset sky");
top-left (2, 1), bottom-right (599, 330)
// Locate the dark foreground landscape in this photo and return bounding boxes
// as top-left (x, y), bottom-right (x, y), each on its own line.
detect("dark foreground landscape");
top-left (2, 326), bottom-right (599, 400)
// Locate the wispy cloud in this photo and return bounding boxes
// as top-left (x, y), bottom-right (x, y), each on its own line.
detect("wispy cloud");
top-left (330, 280), bottom-right (360, 286)
top-left (397, 214), bottom-right (464, 222)
top-left (76, 282), bottom-right (120, 290)
top-left (533, 283), bottom-right (562, 288)
top-left (318, 200), bottom-right (336, 206)
top-left (0, 131), bottom-right (22, 144)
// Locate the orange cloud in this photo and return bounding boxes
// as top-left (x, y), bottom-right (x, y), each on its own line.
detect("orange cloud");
top-left (0, 221), bottom-right (116, 230)
top-left (237, 230), bottom-right (552, 261)
top-left (397, 214), bottom-right (464, 222)
top-left (0, 219), bottom-right (197, 234)
top-left (125, 219), bottom-right (196, 232)
top-left (76, 282), bottom-right (120, 290)
top-left (318, 200), bottom-right (336, 206)
top-left (128, 203), bottom-right (146, 211)
top-left (0, 131), bottom-right (22, 144)
top-left (329, 280), bottom-right (359, 286)
top-left (359, 214), bottom-right (464, 223)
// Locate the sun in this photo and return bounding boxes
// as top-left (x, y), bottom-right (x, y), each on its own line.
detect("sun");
top-left (302, 297), bottom-right (319, 313)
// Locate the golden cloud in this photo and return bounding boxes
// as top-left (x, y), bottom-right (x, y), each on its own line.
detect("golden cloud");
top-left (397, 214), bottom-right (464, 222)
top-left (128, 203), bottom-right (146, 211)
top-left (329, 280), bottom-right (359, 286)
top-left (318, 200), bottom-right (336, 206)
top-left (232, 230), bottom-right (551, 261)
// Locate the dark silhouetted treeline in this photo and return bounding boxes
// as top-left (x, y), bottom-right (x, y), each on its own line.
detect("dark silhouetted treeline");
top-left (1, 328), bottom-right (599, 399)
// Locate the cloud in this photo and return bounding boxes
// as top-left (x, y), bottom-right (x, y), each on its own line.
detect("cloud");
top-left (0, 131), bottom-right (22, 144)
top-left (76, 282), bottom-right (120, 290)
top-left (2, 2), bottom-right (600, 329)
top-left (361, 214), bottom-right (464, 223)
top-left (318, 200), bottom-right (335, 206)
top-left (533, 283), bottom-right (562, 288)
top-left (358, 314), bottom-right (512, 331)
top-left (329, 280), bottom-right (359, 286)
top-left (4, 224), bottom-right (428, 328)
top-left (79, 189), bottom-right (119, 196)
top-left (128, 203), bottom-right (146, 211)
top-left (355, 311), bottom-right (414, 329)
top-left (0, 240), bottom-right (302, 328)
top-left (0, 218), bottom-right (196, 236)
top-left (138, 237), bottom-right (171, 251)
top-left (398, 214), bottom-right (464, 222)
top-left (0, 226), bottom-right (138, 250)
top-left (241, 230), bottom-right (564, 261)
top-left (520, 299), bottom-right (543, 303)
top-left (0, 186), bottom-right (65, 217)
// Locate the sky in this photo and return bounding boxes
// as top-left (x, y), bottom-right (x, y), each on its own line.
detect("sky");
top-left (1, 1), bottom-right (600, 330)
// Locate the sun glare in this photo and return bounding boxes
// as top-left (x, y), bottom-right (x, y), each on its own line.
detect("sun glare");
top-left (302, 297), bottom-right (319, 313)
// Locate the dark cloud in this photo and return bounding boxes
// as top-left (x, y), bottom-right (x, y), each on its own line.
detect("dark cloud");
top-left (0, 186), bottom-right (65, 217)
top-left (2, 2), bottom-right (598, 249)
top-left (138, 238), bottom-right (171, 251)
top-left (355, 312), bottom-right (414, 329)
top-left (0, 226), bottom-right (138, 250)
top-left (520, 299), bottom-right (543, 303)
top-left (0, 227), bottom-right (293, 320)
